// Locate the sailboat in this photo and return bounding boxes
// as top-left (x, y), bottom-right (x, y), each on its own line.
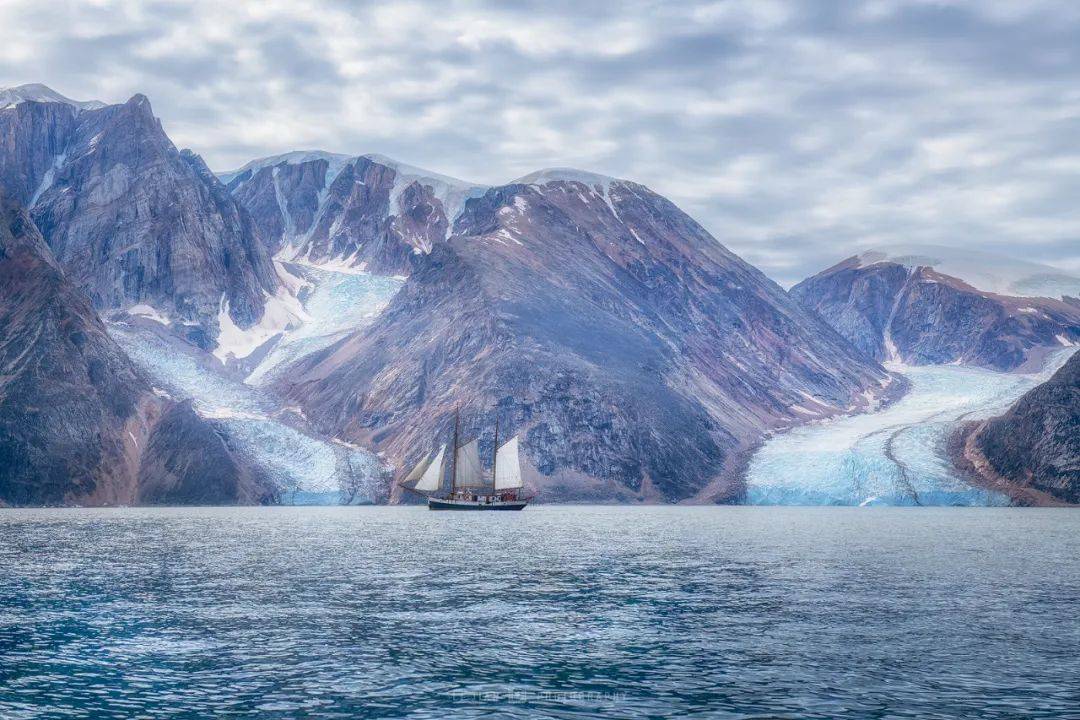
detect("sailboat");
top-left (400, 414), bottom-right (530, 511)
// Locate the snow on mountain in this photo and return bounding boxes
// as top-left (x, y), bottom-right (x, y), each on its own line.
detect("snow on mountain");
top-left (221, 155), bottom-right (654, 276)
top-left (0, 83), bottom-right (106, 111)
top-left (513, 167), bottom-right (619, 189)
top-left (217, 150), bottom-right (353, 186)
top-left (855, 244), bottom-right (1080, 300)
top-left (221, 152), bottom-right (487, 274)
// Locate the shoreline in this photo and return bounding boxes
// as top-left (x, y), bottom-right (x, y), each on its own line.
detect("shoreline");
top-left (946, 421), bottom-right (1072, 508)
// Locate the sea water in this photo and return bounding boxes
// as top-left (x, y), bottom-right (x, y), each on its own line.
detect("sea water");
top-left (1, 506), bottom-right (1078, 719)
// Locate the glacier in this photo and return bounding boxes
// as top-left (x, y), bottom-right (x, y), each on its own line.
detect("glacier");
top-left (109, 267), bottom-right (403, 503)
top-left (746, 350), bottom-right (1077, 506)
top-left (245, 266), bottom-right (402, 386)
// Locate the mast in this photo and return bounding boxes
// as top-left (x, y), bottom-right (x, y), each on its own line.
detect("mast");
top-left (450, 410), bottom-right (460, 495)
top-left (491, 415), bottom-right (499, 496)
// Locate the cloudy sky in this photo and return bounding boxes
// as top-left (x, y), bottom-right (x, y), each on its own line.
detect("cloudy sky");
top-left (3, 0), bottom-right (1079, 285)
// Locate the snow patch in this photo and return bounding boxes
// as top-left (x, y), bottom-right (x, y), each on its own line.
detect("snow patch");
top-left (28, 152), bottom-right (67, 207)
top-left (213, 288), bottom-right (307, 362)
top-left (514, 167), bottom-right (619, 189)
top-left (127, 304), bottom-right (171, 326)
top-left (274, 261), bottom-right (311, 295)
top-left (216, 150), bottom-right (352, 187)
top-left (1057, 334), bottom-right (1077, 347)
top-left (244, 266), bottom-right (403, 386)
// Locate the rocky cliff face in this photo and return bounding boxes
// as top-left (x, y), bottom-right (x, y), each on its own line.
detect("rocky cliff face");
top-left (791, 253), bottom-right (1080, 371)
top-left (955, 350), bottom-right (1079, 504)
top-left (222, 151), bottom-right (485, 275)
top-left (0, 84), bottom-right (281, 351)
top-left (0, 195), bottom-right (278, 506)
top-left (277, 171), bottom-right (891, 502)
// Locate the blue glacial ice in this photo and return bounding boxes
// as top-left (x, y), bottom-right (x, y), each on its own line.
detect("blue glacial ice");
top-left (109, 269), bottom-right (403, 503)
top-left (246, 267), bottom-right (402, 386)
top-left (745, 350), bottom-right (1076, 506)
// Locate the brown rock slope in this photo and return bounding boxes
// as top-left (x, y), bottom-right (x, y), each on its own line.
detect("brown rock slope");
top-left (954, 351), bottom-right (1079, 505)
top-left (0, 84), bottom-right (279, 349)
top-left (0, 195), bottom-right (278, 506)
top-left (278, 172), bottom-right (892, 502)
top-left (791, 254), bottom-right (1080, 371)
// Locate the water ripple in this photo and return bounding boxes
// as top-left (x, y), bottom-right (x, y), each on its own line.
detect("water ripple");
top-left (2, 506), bottom-right (1079, 718)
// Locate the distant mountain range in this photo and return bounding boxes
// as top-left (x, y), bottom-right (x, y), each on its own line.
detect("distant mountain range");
top-left (0, 83), bottom-right (1075, 506)
top-left (791, 247), bottom-right (1080, 370)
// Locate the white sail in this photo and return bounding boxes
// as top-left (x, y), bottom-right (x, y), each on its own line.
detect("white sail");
top-left (414, 445), bottom-right (445, 492)
top-left (402, 453), bottom-right (432, 486)
top-left (455, 439), bottom-right (485, 487)
top-left (494, 436), bottom-right (523, 489)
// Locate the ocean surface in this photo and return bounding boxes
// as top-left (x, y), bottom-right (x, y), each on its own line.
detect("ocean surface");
top-left (2, 506), bottom-right (1078, 719)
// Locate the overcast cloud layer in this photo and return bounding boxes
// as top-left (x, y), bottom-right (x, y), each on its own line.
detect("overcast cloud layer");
top-left (3, 0), bottom-right (1079, 285)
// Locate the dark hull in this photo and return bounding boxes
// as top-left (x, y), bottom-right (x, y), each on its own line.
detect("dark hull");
top-left (428, 497), bottom-right (529, 511)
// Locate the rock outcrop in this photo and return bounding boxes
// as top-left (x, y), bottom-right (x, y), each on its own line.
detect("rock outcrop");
top-left (0, 195), bottom-right (278, 506)
top-left (791, 251), bottom-right (1080, 371)
top-left (954, 350), bottom-right (1079, 505)
top-left (222, 151), bottom-right (485, 275)
top-left (0, 84), bottom-right (281, 350)
top-left (277, 171), bottom-right (892, 502)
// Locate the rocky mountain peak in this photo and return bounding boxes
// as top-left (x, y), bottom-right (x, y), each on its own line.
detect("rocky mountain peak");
top-left (0, 195), bottom-right (278, 506)
top-left (222, 150), bottom-right (487, 273)
top-left (0, 84), bottom-right (282, 355)
top-left (792, 251), bottom-right (1080, 369)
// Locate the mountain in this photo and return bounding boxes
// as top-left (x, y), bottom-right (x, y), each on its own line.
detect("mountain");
top-left (790, 247), bottom-right (1080, 371)
top-left (221, 151), bottom-right (485, 275)
top-left (0, 195), bottom-right (278, 506)
top-left (276, 171), bottom-right (893, 503)
top-left (953, 350), bottom-right (1079, 505)
top-left (0, 84), bottom-right (288, 355)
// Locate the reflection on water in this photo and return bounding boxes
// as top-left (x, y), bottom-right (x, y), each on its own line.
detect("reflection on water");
top-left (2, 506), bottom-right (1079, 718)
